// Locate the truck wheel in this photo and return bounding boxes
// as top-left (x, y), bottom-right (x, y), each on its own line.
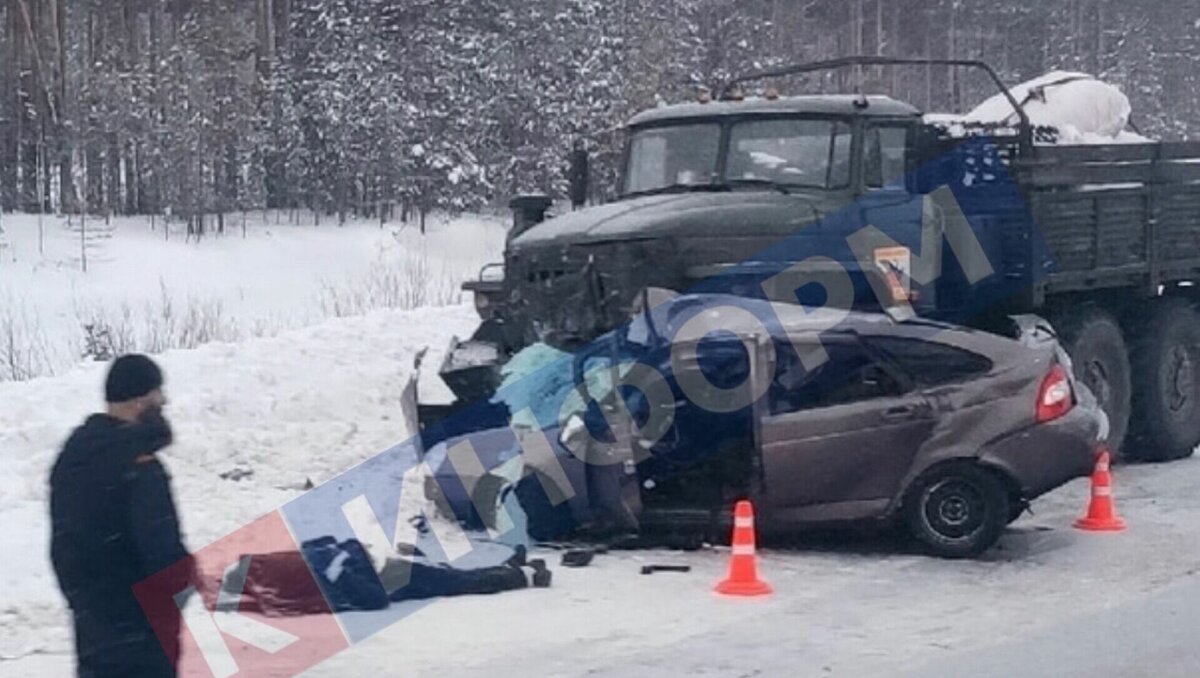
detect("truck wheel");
top-left (904, 464), bottom-right (1010, 559)
top-left (1055, 308), bottom-right (1132, 456)
top-left (1129, 299), bottom-right (1200, 462)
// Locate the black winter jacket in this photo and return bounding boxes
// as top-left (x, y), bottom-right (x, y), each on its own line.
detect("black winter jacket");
top-left (50, 413), bottom-right (193, 677)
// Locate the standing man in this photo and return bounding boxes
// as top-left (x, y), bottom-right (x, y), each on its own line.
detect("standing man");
top-left (569, 137), bottom-right (590, 210)
top-left (50, 354), bottom-right (193, 677)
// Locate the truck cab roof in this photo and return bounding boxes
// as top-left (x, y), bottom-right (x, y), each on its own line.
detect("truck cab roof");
top-left (626, 95), bottom-right (923, 127)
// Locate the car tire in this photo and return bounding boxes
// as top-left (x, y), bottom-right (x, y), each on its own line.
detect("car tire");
top-left (1128, 298), bottom-right (1200, 462)
top-left (1054, 307), bottom-right (1132, 457)
top-left (904, 464), bottom-right (1010, 559)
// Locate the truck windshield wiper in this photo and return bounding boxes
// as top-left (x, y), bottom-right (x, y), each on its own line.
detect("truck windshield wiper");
top-left (721, 178), bottom-right (793, 195)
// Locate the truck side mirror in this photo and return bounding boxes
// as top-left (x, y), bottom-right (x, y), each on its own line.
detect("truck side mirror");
top-left (568, 140), bottom-right (590, 210)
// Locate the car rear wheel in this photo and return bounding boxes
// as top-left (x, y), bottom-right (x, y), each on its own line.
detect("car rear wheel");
top-left (904, 464), bottom-right (1010, 559)
top-left (1054, 307), bottom-right (1132, 457)
top-left (1129, 298), bottom-right (1200, 462)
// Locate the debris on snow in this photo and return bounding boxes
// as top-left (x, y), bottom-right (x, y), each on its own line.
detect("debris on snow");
top-left (640, 564), bottom-right (692, 575)
top-left (560, 549), bottom-right (596, 568)
top-left (218, 467), bottom-right (255, 482)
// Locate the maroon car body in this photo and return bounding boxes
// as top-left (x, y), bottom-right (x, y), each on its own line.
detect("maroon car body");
top-left (567, 298), bottom-right (1104, 557)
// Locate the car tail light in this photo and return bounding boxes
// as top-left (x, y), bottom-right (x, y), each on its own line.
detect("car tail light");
top-left (1036, 364), bottom-right (1074, 423)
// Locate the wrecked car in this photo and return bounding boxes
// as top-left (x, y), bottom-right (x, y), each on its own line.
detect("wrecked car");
top-left (421, 293), bottom-right (1105, 558)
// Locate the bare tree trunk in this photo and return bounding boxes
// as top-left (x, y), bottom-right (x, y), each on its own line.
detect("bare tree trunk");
top-left (39, 132), bottom-right (49, 212)
top-left (948, 2), bottom-right (960, 111)
top-left (146, 0), bottom-right (164, 215)
top-left (224, 142), bottom-right (238, 211)
top-left (852, 0), bottom-right (864, 89)
top-left (924, 19), bottom-right (933, 111)
top-left (106, 133), bottom-right (121, 219)
top-left (86, 143), bottom-right (103, 214)
top-left (0, 0), bottom-right (17, 212)
top-left (53, 0), bottom-right (71, 214)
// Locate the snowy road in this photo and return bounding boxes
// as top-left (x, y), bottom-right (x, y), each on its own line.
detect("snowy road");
top-left (4, 300), bottom-right (1200, 676)
top-left (287, 456), bottom-right (1200, 678)
top-left (10, 457), bottom-right (1199, 677)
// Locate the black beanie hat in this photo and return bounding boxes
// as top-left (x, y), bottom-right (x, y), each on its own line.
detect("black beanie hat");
top-left (105, 354), bottom-right (164, 403)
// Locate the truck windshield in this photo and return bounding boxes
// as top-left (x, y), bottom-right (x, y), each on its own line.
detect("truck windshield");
top-left (623, 117), bottom-right (854, 196)
top-left (726, 119), bottom-right (853, 189)
top-left (623, 123), bottom-right (721, 195)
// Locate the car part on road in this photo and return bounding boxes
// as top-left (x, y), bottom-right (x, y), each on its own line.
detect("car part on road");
top-left (1054, 307), bottom-right (1132, 456)
top-left (904, 463), bottom-right (1011, 559)
top-left (640, 564), bottom-right (692, 575)
top-left (561, 549), bottom-right (596, 568)
top-left (1129, 298), bottom-right (1200, 462)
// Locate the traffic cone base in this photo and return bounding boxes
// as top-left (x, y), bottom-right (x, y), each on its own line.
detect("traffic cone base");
top-left (714, 501), bottom-right (772, 597)
top-left (1074, 515), bottom-right (1126, 532)
top-left (715, 578), bottom-right (774, 596)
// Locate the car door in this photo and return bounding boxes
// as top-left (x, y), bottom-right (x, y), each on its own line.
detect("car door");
top-left (757, 337), bottom-right (936, 522)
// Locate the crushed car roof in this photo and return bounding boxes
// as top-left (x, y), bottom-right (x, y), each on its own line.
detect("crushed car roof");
top-left (627, 95), bottom-right (923, 127)
top-left (640, 292), bottom-right (894, 340)
top-left (634, 290), bottom-right (1028, 354)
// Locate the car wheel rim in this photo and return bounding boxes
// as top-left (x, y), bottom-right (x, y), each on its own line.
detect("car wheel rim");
top-left (922, 479), bottom-right (986, 541)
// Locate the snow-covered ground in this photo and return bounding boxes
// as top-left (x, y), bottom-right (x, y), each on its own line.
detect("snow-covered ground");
top-left (0, 210), bottom-right (506, 380)
top-left (0, 303), bottom-right (484, 667)
top-left (6, 305), bottom-right (1200, 676)
top-left (0, 210), bottom-right (504, 670)
top-left (5, 209), bottom-right (1200, 677)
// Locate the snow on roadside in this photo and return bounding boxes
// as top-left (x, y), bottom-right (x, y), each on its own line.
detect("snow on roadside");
top-left (0, 304), bottom-right (482, 662)
top-left (0, 211), bottom-right (506, 379)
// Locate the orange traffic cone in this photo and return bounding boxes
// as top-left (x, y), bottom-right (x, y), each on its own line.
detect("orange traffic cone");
top-left (715, 501), bottom-right (772, 597)
top-left (1074, 448), bottom-right (1126, 532)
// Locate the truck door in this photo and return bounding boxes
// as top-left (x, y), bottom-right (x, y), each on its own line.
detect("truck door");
top-left (756, 337), bottom-right (935, 522)
top-left (853, 122), bottom-right (932, 311)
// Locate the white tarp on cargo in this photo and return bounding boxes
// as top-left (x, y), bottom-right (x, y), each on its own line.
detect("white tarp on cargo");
top-left (930, 71), bottom-right (1154, 144)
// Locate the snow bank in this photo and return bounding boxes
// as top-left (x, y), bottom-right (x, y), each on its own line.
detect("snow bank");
top-left (0, 304), bottom-right (481, 662)
top-left (930, 71), bottom-right (1154, 144)
top-left (0, 211), bottom-right (507, 380)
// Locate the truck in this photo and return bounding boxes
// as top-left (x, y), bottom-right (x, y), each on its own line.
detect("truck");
top-left (424, 57), bottom-right (1200, 464)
